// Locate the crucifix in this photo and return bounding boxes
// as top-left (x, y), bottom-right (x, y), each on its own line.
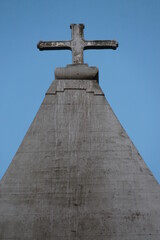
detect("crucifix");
top-left (37, 24), bottom-right (118, 64)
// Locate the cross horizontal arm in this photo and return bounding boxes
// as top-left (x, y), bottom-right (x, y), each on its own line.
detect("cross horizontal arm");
top-left (37, 41), bottom-right (71, 50)
top-left (84, 40), bottom-right (118, 50)
top-left (37, 24), bottom-right (119, 64)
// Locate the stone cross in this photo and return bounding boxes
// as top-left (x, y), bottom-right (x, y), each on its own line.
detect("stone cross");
top-left (37, 24), bottom-right (118, 64)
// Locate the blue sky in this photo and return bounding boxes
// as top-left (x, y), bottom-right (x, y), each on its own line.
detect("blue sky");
top-left (0, 0), bottom-right (160, 183)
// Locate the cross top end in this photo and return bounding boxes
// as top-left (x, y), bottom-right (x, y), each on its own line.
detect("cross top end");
top-left (70, 23), bottom-right (84, 30)
top-left (37, 24), bottom-right (118, 64)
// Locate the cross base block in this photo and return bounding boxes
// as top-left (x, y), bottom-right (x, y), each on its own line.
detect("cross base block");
top-left (55, 64), bottom-right (99, 81)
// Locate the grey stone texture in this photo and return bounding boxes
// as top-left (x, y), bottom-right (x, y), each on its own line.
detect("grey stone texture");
top-left (37, 24), bottom-right (118, 64)
top-left (0, 64), bottom-right (160, 239)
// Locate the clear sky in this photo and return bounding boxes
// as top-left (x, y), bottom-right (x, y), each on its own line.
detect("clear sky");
top-left (0, 0), bottom-right (160, 183)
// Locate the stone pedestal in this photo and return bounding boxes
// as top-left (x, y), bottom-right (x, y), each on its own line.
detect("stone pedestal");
top-left (55, 64), bottom-right (98, 80)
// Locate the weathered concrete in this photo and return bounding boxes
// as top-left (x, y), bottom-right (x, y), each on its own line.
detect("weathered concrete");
top-left (37, 24), bottom-right (118, 64)
top-left (55, 64), bottom-right (98, 80)
top-left (0, 64), bottom-right (160, 239)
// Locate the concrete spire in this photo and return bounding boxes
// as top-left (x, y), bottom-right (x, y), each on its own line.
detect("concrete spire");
top-left (0, 25), bottom-right (160, 239)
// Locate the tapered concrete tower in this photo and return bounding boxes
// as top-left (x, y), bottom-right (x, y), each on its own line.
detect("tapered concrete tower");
top-left (0, 24), bottom-right (160, 239)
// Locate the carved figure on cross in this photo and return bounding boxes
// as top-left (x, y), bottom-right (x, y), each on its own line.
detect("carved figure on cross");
top-left (37, 24), bottom-right (118, 64)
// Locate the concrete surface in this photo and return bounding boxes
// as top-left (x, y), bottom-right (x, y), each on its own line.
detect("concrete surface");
top-left (0, 64), bottom-right (160, 239)
top-left (37, 24), bottom-right (118, 64)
